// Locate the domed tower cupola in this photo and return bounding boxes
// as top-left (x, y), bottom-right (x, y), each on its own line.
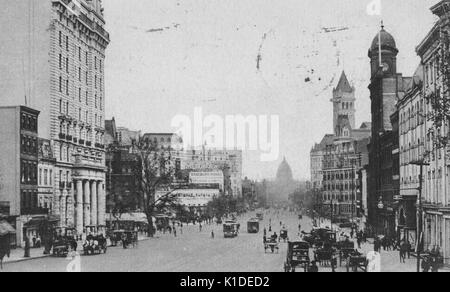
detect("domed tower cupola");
top-left (368, 22), bottom-right (399, 78)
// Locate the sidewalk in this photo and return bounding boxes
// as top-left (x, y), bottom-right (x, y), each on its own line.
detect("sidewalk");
top-left (3, 247), bottom-right (49, 264)
top-left (3, 234), bottom-right (152, 265)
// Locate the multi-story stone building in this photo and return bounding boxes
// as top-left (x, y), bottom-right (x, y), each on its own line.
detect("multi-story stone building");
top-left (415, 0), bottom-right (450, 264)
top-left (312, 71), bottom-right (371, 221)
top-left (397, 65), bottom-right (424, 246)
top-left (181, 147), bottom-right (243, 197)
top-left (0, 0), bottom-right (110, 236)
top-left (38, 139), bottom-right (57, 216)
top-left (367, 25), bottom-right (410, 237)
top-left (310, 134), bottom-right (334, 192)
top-left (0, 106), bottom-right (41, 246)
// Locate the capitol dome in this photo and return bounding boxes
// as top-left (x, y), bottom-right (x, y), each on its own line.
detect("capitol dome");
top-left (276, 157), bottom-right (293, 182)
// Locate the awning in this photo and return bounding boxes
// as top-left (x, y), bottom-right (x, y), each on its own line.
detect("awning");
top-left (0, 221), bottom-right (16, 236)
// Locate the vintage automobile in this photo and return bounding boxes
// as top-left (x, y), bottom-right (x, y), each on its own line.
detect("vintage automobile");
top-left (52, 227), bottom-right (77, 257)
top-left (284, 241), bottom-right (310, 272)
top-left (223, 221), bottom-right (239, 238)
top-left (83, 234), bottom-right (107, 255)
top-left (247, 219), bottom-right (260, 234)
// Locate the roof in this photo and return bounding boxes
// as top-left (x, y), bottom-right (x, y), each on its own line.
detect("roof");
top-left (370, 27), bottom-right (397, 53)
top-left (360, 122), bottom-right (372, 129)
top-left (431, 0), bottom-right (450, 17)
top-left (312, 134), bottom-right (335, 152)
top-left (334, 71), bottom-right (353, 93)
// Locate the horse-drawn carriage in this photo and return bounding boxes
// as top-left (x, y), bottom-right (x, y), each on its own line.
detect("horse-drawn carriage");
top-left (52, 228), bottom-right (77, 257)
top-left (264, 237), bottom-right (280, 254)
top-left (346, 251), bottom-right (368, 272)
top-left (83, 234), bottom-right (107, 255)
top-left (284, 241), bottom-right (310, 272)
top-left (280, 229), bottom-right (289, 242)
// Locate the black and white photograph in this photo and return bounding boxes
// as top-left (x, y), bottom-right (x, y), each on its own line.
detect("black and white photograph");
top-left (0, 0), bottom-right (449, 274)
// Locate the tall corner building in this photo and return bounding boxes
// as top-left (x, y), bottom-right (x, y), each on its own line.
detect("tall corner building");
top-left (0, 0), bottom-right (110, 235)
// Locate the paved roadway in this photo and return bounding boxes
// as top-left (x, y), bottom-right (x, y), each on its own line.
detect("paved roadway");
top-left (1, 209), bottom-right (418, 272)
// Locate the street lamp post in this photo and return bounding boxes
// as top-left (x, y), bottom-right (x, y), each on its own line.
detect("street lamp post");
top-left (410, 159), bottom-right (429, 273)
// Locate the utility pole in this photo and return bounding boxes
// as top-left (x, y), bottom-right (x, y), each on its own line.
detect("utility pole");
top-left (411, 159), bottom-right (429, 273)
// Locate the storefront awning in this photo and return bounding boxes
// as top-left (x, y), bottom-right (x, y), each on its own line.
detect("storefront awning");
top-left (0, 221), bottom-right (16, 236)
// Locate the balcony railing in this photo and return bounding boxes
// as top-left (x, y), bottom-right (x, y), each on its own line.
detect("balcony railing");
top-left (79, 139), bottom-right (85, 145)
top-left (66, 135), bottom-right (73, 141)
top-left (59, 133), bottom-right (66, 140)
top-left (86, 141), bottom-right (92, 147)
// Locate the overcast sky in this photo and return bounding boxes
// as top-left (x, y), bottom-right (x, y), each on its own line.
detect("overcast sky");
top-left (103, 0), bottom-right (438, 181)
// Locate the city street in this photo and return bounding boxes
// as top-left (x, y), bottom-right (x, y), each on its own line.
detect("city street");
top-left (1, 211), bottom-right (419, 272)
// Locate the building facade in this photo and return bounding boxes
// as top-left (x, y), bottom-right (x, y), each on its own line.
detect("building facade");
top-left (311, 71), bottom-right (371, 221)
top-left (0, 106), bottom-right (42, 246)
top-left (367, 25), bottom-right (410, 237)
top-left (181, 148), bottom-right (243, 197)
top-left (0, 0), bottom-right (110, 236)
top-left (397, 65), bottom-right (424, 246)
top-left (416, 0), bottom-right (450, 264)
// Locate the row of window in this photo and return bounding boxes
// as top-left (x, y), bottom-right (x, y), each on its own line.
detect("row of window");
top-left (58, 29), bottom-right (103, 73)
top-left (323, 183), bottom-right (356, 192)
top-left (59, 122), bottom-right (104, 144)
top-left (59, 99), bottom-right (103, 126)
top-left (58, 77), bottom-right (104, 108)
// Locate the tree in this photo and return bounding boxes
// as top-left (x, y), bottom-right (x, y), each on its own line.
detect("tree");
top-left (426, 28), bottom-right (450, 151)
top-left (132, 138), bottom-right (181, 237)
top-left (106, 183), bottom-right (139, 230)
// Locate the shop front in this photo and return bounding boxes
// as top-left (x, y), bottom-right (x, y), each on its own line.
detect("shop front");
top-left (396, 197), bottom-right (417, 246)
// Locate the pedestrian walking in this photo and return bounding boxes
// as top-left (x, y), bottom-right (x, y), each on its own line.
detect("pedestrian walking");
top-left (24, 235), bottom-right (31, 258)
top-left (174, 228), bottom-right (177, 237)
top-left (399, 242), bottom-right (406, 263)
top-left (211, 231), bottom-right (215, 239)
top-left (422, 257), bottom-right (431, 272)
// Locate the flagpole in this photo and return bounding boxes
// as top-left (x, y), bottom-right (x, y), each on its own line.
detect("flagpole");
top-left (379, 20), bottom-right (383, 67)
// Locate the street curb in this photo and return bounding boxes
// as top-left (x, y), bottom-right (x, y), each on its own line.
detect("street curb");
top-left (5, 237), bottom-right (154, 265)
top-left (4, 254), bottom-right (50, 265)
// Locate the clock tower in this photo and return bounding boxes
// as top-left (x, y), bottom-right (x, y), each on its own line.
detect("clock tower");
top-left (367, 24), bottom-right (408, 238)
top-left (368, 24), bottom-right (398, 78)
